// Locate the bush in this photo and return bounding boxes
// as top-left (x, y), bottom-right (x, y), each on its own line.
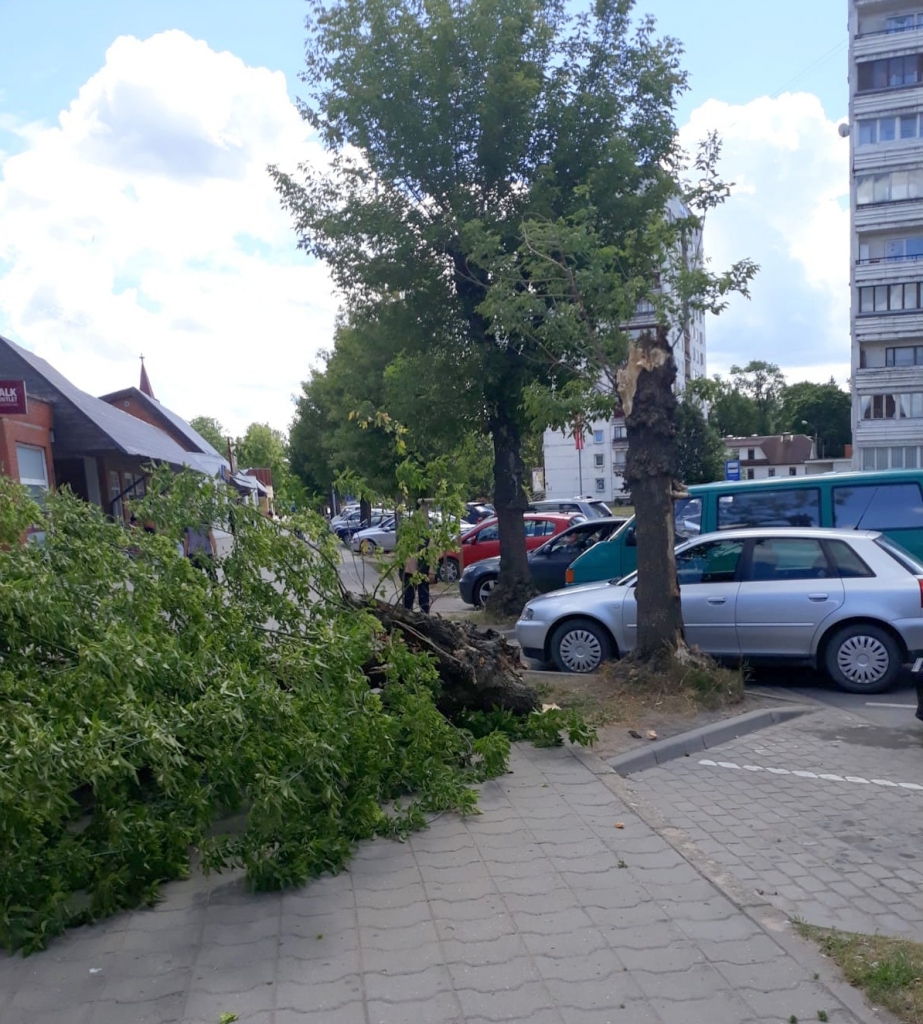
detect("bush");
top-left (0, 470), bottom-right (513, 953)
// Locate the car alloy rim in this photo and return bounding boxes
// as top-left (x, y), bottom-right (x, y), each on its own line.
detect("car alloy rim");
top-left (443, 561), bottom-right (459, 582)
top-left (559, 628), bottom-right (602, 672)
top-left (360, 540), bottom-right (374, 554)
top-left (836, 634), bottom-right (890, 684)
top-left (477, 578), bottom-right (497, 604)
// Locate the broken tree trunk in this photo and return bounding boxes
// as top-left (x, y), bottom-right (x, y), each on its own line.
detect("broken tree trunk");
top-left (618, 327), bottom-right (686, 663)
top-left (347, 594), bottom-right (539, 717)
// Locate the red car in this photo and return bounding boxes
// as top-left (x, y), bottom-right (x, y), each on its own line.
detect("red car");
top-left (438, 513), bottom-right (582, 582)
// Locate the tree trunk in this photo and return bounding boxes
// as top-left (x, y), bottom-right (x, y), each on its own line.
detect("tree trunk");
top-left (619, 328), bottom-right (685, 662)
top-left (486, 409), bottom-right (534, 618)
top-left (359, 497), bottom-right (372, 528)
top-left (349, 594), bottom-right (539, 716)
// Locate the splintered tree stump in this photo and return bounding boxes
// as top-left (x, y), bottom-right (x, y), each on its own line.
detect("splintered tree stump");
top-left (348, 595), bottom-right (539, 717)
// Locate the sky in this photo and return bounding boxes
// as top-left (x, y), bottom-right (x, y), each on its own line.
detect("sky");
top-left (0, 0), bottom-right (851, 434)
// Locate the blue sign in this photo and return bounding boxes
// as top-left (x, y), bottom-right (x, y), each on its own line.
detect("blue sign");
top-left (725, 459), bottom-right (741, 481)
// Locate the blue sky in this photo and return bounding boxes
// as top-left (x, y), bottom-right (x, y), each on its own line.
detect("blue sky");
top-left (0, 0), bottom-right (851, 432)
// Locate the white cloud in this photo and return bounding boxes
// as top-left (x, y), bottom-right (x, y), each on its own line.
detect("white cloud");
top-left (680, 93), bottom-right (851, 389)
top-left (0, 31), bottom-right (338, 435)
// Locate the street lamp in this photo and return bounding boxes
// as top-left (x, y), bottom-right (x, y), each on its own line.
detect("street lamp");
top-left (801, 420), bottom-right (819, 459)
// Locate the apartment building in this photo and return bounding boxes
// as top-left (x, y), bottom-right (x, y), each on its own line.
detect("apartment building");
top-left (850, 1), bottom-right (923, 470)
top-left (541, 199), bottom-right (707, 504)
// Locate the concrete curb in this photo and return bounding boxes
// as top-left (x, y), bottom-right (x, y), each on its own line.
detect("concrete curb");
top-left (606, 705), bottom-right (813, 776)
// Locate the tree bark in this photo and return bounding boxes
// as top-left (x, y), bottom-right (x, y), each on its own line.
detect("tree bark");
top-left (486, 406), bottom-right (535, 617)
top-left (446, 239), bottom-right (532, 617)
top-left (619, 328), bottom-right (685, 662)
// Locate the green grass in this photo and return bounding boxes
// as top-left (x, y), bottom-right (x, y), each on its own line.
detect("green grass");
top-left (796, 923), bottom-right (923, 1024)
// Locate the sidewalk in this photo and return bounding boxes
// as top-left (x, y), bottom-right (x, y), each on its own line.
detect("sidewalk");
top-left (0, 744), bottom-right (880, 1024)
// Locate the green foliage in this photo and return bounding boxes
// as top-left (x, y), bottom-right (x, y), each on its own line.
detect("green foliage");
top-left (189, 416), bottom-right (227, 452)
top-left (457, 707), bottom-right (597, 749)
top-left (777, 379), bottom-right (851, 458)
top-left (0, 469), bottom-right (522, 954)
top-left (675, 397), bottom-right (725, 485)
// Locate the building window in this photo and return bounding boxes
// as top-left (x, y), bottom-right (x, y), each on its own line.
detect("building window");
top-left (860, 446), bottom-right (920, 470)
top-left (885, 345), bottom-right (923, 366)
top-left (595, 477), bottom-right (605, 492)
top-left (857, 114), bottom-right (922, 146)
top-left (789, 467), bottom-right (798, 476)
top-left (856, 168), bottom-right (923, 205)
top-left (859, 283), bottom-right (920, 312)
top-left (612, 424), bottom-right (627, 439)
top-left (593, 453), bottom-right (605, 468)
top-left (747, 448), bottom-right (755, 460)
top-left (859, 392), bottom-right (923, 419)
top-left (857, 55), bottom-right (923, 93)
top-left (16, 444), bottom-right (49, 503)
top-left (768, 468), bottom-right (776, 477)
top-left (886, 13), bottom-right (923, 33)
top-left (613, 449), bottom-right (627, 466)
top-left (746, 468), bottom-right (755, 480)
top-left (108, 470), bottom-right (123, 519)
top-left (593, 429), bottom-right (604, 444)
top-left (858, 236), bottom-right (923, 262)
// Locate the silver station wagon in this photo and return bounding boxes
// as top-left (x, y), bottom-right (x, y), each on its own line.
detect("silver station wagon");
top-left (515, 528), bottom-right (923, 693)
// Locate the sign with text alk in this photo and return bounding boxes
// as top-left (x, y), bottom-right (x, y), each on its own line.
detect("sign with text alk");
top-left (724, 459), bottom-right (741, 482)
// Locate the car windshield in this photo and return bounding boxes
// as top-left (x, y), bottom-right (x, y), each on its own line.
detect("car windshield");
top-left (589, 501), bottom-right (612, 517)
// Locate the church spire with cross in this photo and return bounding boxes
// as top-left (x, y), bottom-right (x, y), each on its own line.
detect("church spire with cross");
top-left (139, 355), bottom-right (155, 400)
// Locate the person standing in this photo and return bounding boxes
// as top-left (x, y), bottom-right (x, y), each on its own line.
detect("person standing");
top-left (184, 523), bottom-right (218, 580)
top-left (401, 501), bottom-right (435, 613)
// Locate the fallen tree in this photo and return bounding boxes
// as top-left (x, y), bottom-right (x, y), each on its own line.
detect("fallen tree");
top-left (350, 595), bottom-right (538, 716)
top-left (0, 471), bottom-right (551, 954)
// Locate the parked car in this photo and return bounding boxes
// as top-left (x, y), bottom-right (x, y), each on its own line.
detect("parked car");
top-left (567, 469), bottom-right (923, 586)
top-left (528, 497), bottom-right (613, 519)
top-left (335, 510), bottom-right (392, 543)
top-left (463, 502), bottom-right (494, 525)
top-left (351, 517), bottom-right (397, 554)
top-left (438, 512), bottom-right (582, 582)
top-left (516, 527), bottom-right (923, 693)
top-left (458, 517), bottom-right (628, 607)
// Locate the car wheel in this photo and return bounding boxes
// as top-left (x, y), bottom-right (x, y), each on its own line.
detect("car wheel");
top-left (474, 575), bottom-right (498, 608)
top-left (550, 617), bottom-right (613, 674)
top-left (438, 557), bottom-right (460, 583)
top-left (824, 624), bottom-right (902, 694)
top-left (359, 538), bottom-right (377, 555)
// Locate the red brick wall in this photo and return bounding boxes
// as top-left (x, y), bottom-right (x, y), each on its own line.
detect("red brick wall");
top-left (0, 396), bottom-right (55, 489)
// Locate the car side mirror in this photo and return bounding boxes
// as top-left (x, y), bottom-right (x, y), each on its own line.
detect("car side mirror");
top-left (625, 526), bottom-right (637, 548)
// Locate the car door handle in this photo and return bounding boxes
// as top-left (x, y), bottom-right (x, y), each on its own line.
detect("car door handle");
top-left (808, 593), bottom-right (829, 602)
top-left (707, 597), bottom-right (726, 605)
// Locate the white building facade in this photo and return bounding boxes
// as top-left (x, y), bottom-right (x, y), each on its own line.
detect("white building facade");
top-left (541, 200), bottom-right (707, 504)
top-left (850, 1), bottom-right (923, 470)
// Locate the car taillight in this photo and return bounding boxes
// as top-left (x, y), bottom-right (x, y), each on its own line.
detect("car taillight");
top-left (565, 567), bottom-right (574, 585)
top-left (918, 578), bottom-right (923, 608)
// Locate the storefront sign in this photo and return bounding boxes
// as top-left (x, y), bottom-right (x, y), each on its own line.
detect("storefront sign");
top-left (0, 380), bottom-right (28, 415)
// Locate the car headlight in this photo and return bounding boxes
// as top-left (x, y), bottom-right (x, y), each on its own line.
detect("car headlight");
top-left (522, 607), bottom-right (534, 620)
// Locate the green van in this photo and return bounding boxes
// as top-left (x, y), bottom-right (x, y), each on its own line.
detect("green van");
top-left (566, 470), bottom-right (923, 586)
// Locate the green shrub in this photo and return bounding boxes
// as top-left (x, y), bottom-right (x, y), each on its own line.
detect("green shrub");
top-left (0, 470), bottom-right (509, 953)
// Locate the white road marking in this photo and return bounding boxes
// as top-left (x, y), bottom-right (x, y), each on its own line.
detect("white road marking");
top-left (698, 759), bottom-right (923, 792)
top-left (864, 701), bottom-right (916, 708)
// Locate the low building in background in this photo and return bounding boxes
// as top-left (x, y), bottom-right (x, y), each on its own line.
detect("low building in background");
top-left (723, 434), bottom-right (816, 480)
top-left (0, 333), bottom-right (229, 516)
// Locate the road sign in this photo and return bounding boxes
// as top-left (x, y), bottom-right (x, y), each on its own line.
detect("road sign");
top-left (0, 380), bottom-right (27, 415)
top-left (725, 459), bottom-right (741, 481)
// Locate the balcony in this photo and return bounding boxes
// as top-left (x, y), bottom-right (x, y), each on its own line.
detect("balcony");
top-left (854, 364), bottom-right (923, 390)
top-left (854, 254), bottom-right (923, 283)
top-left (855, 309), bottom-right (923, 340)
top-left (853, 25), bottom-right (923, 61)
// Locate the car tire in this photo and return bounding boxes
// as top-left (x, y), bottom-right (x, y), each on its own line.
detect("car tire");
top-left (438, 557), bottom-right (460, 583)
top-left (824, 623), bottom-right (902, 694)
top-left (549, 617), bottom-right (613, 674)
top-left (474, 575), bottom-right (498, 608)
top-left (358, 539), bottom-right (377, 555)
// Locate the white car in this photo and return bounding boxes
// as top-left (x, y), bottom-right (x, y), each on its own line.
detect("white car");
top-left (516, 527), bottom-right (923, 693)
top-left (351, 518), bottom-right (397, 554)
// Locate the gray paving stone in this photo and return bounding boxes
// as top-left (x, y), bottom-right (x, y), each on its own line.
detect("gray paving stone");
top-left (2, 744), bottom-right (881, 1024)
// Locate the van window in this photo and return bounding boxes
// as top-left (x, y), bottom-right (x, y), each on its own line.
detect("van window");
top-left (676, 539), bottom-right (744, 584)
top-left (674, 496), bottom-right (702, 540)
top-left (717, 488), bottom-right (821, 529)
top-left (832, 483), bottom-right (923, 530)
